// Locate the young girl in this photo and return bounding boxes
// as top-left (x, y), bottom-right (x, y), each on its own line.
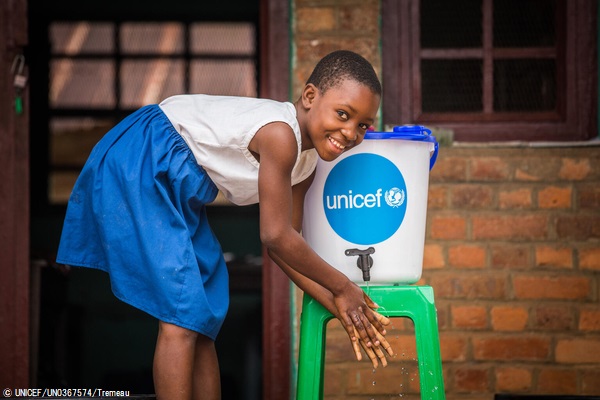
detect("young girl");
top-left (57, 50), bottom-right (392, 399)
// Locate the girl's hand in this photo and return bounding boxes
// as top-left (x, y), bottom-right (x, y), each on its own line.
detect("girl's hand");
top-left (351, 310), bottom-right (394, 368)
top-left (333, 281), bottom-right (387, 348)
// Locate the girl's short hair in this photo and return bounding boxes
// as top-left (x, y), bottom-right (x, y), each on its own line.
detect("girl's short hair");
top-left (306, 50), bottom-right (382, 96)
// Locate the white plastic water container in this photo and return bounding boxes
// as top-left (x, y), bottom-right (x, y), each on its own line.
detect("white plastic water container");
top-left (302, 125), bottom-right (438, 285)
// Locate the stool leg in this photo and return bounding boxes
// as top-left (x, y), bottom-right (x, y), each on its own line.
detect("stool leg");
top-left (296, 294), bottom-right (334, 399)
top-left (412, 286), bottom-right (445, 399)
top-left (362, 286), bottom-right (446, 399)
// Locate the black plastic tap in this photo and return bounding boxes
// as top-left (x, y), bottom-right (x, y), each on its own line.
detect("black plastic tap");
top-left (345, 247), bottom-right (375, 282)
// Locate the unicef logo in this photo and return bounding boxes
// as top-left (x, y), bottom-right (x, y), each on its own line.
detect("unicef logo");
top-left (385, 188), bottom-right (406, 208)
top-left (323, 153), bottom-right (408, 245)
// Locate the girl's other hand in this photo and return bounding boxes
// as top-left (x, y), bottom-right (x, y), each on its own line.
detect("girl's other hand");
top-left (351, 310), bottom-right (394, 368)
top-left (333, 282), bottom-right (388, 349)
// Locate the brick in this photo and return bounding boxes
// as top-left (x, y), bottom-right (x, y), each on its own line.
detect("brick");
top-left (537, 368), bottom-right (577, 393)
top-left (439, 333), bottom-right (468, 362)
top-left (499, 188), bottom-right (533, 209)
top-left (339, 39), bottom-right (380, 66)
top-left (579, 308), bottom-right (600, 331)
top-left (555, 338), bottom-right (600, 364)
top-left (513, 276), bottom-right (591, 300)
top-left (387, 316), bottom-right (416, 333)
top-left (472, 215), bottom-right (547, 240)
top-left (491, 244), bottom-right (530, 269)
top-left (537, 186), bottom-right (572, 209)
top-left (454, 367), bottom-right (490, 393)
top-left (533, 306), bottom-right (576, 331)
top-left (582, 370), bottom-right (600, 395)
top-left (535, 245), bottom-right (573, 269)
top-left (295, 7), bottom-right (336, 32)
top-left (470, 157), bottom-right (510, 181)
top-left (579, 247), bottom-right (600, 271)
top-left (448, 245), bottom-right (486, 269)
top-left (556, 215), bottom-right (600, 240)
top-left (450, 185), bottom-right (493, 209)
top-left (473, 336), bottom-right (550, 361)
top-left (414, 277), bottom-right (427, 286)
top-left (294, 39), bottom-right (339, 73)
top-left (339, 1), bottom-right (379, 34)
top-left (435, 303), bottom-right (449, 329)
top-left (578, 185), bottom-right (600, 208)
top-left (430, 215), bottom-right (467, 240)
top-left (451, 305), bottom-right (487, 329)
top-left (406, 366), bottom-right (421, 393)
top-left (423, 243), bottom-right (445, 269)
top-left (430, 157), bottom-right (467, 182)
top-left (323, 366), bottom-right (344, 396)
top-left (346, 365), bottom-right (417, 395)
top-left (385, 333), bottom-right (417, 360)
top-left (515, 168), bottom-right (542, 182)
top-left (431, 274), bottom-right (507, 300)
top-left (515, 157), bottom-right (560, 182)
top-left (495, 367), bottom-right (532, 392)
top-left (559, 158), bottom-right (592, 180)
top-left (428, 185), bottom-right (448, 209)
top-left (491, 306), bottom-right (528, 331)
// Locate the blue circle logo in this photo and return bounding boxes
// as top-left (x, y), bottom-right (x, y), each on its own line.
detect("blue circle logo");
top-left (323, 153), bottom-right (408, 245)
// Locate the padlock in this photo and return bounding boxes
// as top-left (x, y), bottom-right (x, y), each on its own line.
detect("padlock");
top-left (11, 54), bottom-right (27, 115)
top-left (14, 73), bottom-right (28, 89)
top-left (12, 54), bottom-right (28, 89)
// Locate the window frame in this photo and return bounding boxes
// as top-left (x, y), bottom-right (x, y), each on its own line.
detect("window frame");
top-left (45, 20), bottom-right (258, 205)
top-left (382, 0), bottom-right (597, 142)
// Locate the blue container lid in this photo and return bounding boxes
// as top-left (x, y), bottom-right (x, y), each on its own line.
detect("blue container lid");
top-left (364, 125), bottom-right (438, 170)
top-left (365, 125), bottom-right (433, 141)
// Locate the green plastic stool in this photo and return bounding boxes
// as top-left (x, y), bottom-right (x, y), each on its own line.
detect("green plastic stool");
top-left (296, 285), bottom-right (445, 399)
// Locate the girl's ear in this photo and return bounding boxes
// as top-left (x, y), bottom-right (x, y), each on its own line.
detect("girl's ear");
top-left (301, 83), bottom-right (318, 109)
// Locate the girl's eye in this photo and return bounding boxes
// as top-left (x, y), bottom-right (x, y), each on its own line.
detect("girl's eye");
top-left (359, 123), bottom-right (369, 131)
top-left (337, 110), bottom-right (348, 120)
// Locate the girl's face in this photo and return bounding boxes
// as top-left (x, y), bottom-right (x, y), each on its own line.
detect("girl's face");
top-left (301, 79), bottom-right (380, 162)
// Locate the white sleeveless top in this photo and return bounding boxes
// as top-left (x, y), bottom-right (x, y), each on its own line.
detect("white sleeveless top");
top-left (159, 94), bottom-right (318, 205)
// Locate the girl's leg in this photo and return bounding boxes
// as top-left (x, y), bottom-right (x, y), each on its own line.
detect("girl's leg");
top-left (153, 321), bottom-right (198, 400)
top-left (192, 334), bottom-right (221, 400)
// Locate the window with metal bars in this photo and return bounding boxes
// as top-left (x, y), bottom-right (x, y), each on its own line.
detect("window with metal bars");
top-left (382, 0), bottom-right (597, 142)
top-left (48, 21), bottom-right (257, 203)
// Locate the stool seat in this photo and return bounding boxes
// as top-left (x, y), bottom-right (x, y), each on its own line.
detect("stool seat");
top-left (296, 285), bottom-right (445, 399)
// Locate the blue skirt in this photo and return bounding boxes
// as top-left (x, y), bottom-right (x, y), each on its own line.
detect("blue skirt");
top-left (56, 105), bottom-right (229, 340)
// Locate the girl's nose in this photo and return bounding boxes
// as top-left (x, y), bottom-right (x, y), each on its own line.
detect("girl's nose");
top-left (341, 127), bottom-right (357, 141)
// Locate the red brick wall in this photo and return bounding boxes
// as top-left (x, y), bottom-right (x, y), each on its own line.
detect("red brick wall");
top-left (292, 1), bottom-right (600, 398)
top-left (424, 146), bottom-right (600, 399)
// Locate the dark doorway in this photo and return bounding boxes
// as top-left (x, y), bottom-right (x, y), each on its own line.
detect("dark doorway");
top-left (28, 1), bottom-right (264, 398)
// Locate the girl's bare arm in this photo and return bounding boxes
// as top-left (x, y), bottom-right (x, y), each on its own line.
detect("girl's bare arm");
top-left (251, 122), bottom-right (385, 347)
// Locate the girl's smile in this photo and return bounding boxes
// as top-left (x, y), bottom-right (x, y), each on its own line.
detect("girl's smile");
top-left (327, 136), bottom-right (347, 153)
